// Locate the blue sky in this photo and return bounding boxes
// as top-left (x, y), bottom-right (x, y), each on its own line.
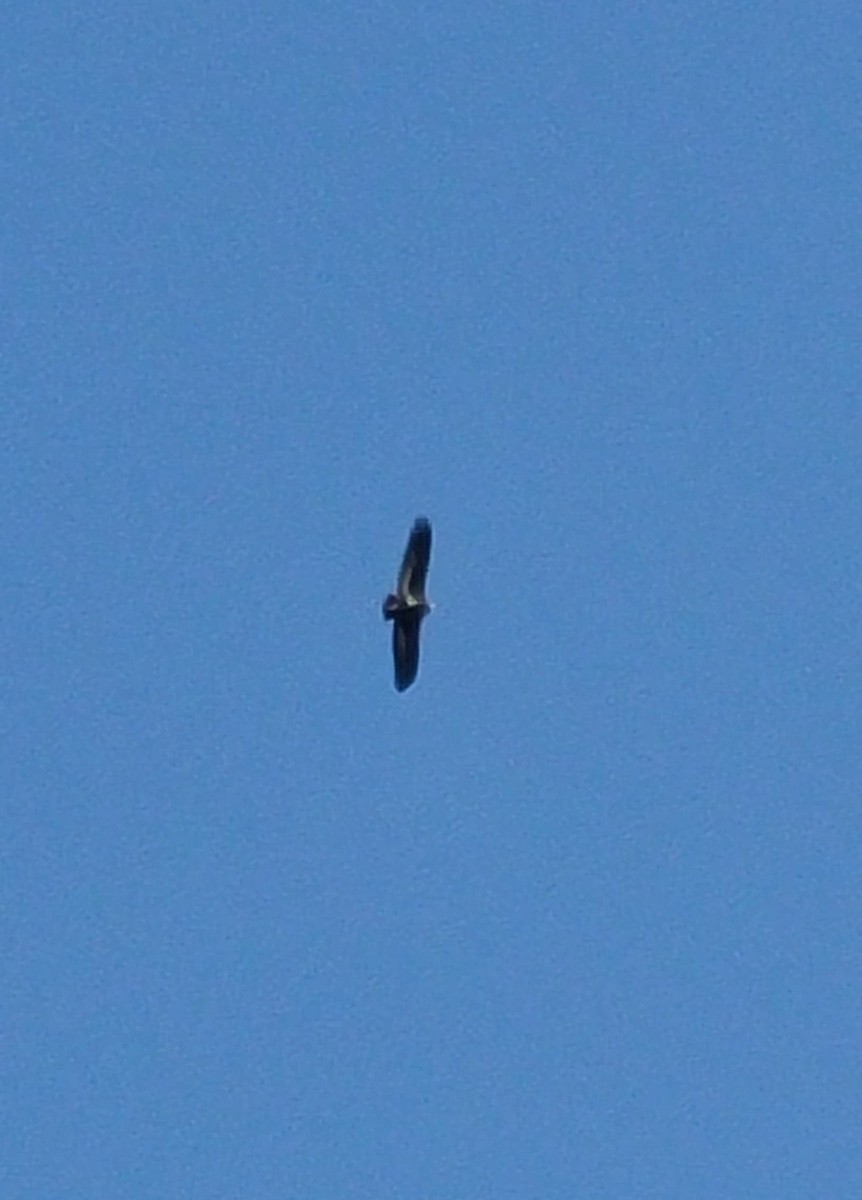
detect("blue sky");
top-left (3, 3), bottom-right (860, 1197)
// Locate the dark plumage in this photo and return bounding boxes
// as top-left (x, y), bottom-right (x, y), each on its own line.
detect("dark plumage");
top-left (382, 517), bottom-right (432, 691)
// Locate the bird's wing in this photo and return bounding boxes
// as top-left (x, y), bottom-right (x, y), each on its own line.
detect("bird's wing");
top-left (392, 612), bottom-right (421, 691)
top-left (397, 517), bottom-right (432, 603)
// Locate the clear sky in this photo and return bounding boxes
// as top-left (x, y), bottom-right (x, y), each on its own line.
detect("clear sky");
top-left (3, 4), bottom-right (860, 1197)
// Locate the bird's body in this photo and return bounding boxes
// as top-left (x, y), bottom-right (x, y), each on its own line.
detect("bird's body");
top-left (383, 517), bottom-right (432, 691)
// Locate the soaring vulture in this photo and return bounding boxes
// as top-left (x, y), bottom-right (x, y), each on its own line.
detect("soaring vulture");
top-left (382, 517), bottom-right (432, 691)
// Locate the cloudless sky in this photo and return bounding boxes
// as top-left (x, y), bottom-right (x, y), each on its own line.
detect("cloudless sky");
top-left (3, 3), bottom-right (861, 1197)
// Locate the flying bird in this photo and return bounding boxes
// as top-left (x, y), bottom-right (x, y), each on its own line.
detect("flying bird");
top-left (382, 517), bottom-right (432, 691)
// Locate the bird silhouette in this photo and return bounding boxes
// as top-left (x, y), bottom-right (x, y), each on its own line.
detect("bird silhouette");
top-left (382, 517), bottom-right (432, 691)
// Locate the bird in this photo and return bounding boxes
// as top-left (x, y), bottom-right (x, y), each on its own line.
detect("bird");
top-left (382, 517), bottom-right (432, 691)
